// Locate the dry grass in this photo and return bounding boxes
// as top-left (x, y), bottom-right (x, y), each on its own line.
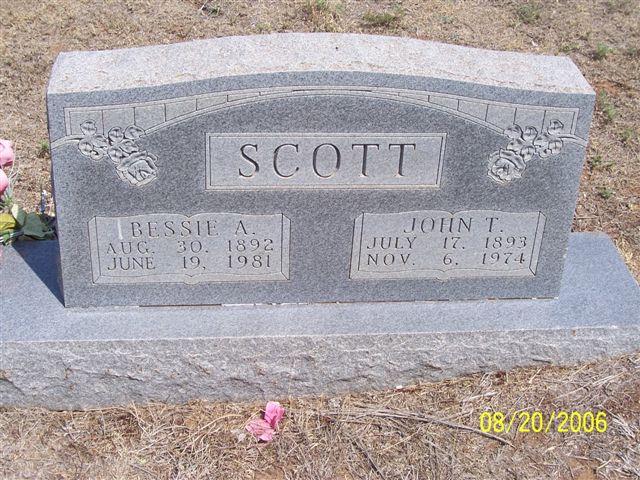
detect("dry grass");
top-left (0, 0), bottom-right (638, 279)
top-left (2, 353), bottom-right (639, 479)
top-left (1, 1), bottom-right (639, 478)
top-left (1, 0), bottom-right (639, 277)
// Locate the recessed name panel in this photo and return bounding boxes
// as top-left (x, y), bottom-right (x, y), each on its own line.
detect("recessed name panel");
top-left (350, 210), bottom-right (546, 280)
top-left (206, 133), bottom-right (446, 189)
top-left (88, 213), bottom-right (290, 284)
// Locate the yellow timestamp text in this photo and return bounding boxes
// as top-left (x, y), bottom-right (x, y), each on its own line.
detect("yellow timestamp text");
top-left (479, 410), bottom-right (608, 434)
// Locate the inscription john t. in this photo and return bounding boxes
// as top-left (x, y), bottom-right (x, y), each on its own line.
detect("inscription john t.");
top-left (351, 210), bottom-right (545, 280)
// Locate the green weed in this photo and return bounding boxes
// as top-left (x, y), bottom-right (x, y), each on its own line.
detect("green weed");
top-left (516, 3), bottom-right (541, 24)
top-left (594, 42), bottom-right (613, 60)
top-left (362, 8), bottom-right (403, 27)
top-left (598, 92), bottom-right (617, 123)
top-left (598, 186), bottom-right (615, 200)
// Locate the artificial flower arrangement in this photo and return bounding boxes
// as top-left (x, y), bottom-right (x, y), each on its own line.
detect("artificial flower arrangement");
top-left (0, 139), bottom-right (55, 244)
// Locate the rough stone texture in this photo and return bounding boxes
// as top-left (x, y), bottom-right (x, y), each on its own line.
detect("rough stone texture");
top-left (48, 35), bottom-right (596, 307)
top-left (2, 233), bottom-right (638, 409)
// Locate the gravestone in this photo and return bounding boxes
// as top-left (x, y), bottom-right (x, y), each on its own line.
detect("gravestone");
top-left (1, 34), bottom-right (638, 408)
top-left (46, 34), bottom-right (594, 307)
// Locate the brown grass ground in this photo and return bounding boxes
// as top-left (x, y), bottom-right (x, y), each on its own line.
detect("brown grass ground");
top-left (2, 354), bottom-right (639, 479)
top-left (1, 0), bottom-right (639, 478)
top-left (1, 0), bottom-right (639, 277)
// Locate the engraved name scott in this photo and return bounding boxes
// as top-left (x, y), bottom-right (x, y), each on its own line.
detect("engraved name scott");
top-left (206, 133), bottom-right (446, 189)
top-left (350, 210), bottom-right (545, 280)
top-left (88, 213), bottom-right (290, 284)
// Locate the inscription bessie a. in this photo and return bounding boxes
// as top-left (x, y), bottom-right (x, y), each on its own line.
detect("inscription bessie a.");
top-left (89, 212), bottom-right (290, 284)
top-left (350, 210), bottom-right (545, 280)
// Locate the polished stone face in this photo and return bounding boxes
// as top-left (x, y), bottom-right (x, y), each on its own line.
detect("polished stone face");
top-left (47, 34), bottom-right (595, 307)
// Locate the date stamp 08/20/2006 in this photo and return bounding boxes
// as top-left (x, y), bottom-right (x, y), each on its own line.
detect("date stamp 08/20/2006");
top-left (479, 411), bottom-right (609, 434)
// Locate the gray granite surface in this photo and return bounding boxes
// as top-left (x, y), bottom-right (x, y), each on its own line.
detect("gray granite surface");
top-left (1, 233), bottom-right (638, 408)
top-left (48, 33), bottom-right (594, 95)
top-left (47, 34), bottom-right (595, 307)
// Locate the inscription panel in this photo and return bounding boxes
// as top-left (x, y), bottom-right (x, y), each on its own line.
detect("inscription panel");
top-left (350, 210), bottom-right (545, 280)
top-left (206, 133), bottom-right (446, 189)
top-left (89, 213), bottom-right (290, 284)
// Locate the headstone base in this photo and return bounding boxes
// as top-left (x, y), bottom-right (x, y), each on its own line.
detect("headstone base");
top-left (2, 233), bottom-right (638, 409)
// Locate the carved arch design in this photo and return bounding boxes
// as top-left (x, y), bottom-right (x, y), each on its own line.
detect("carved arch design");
top-left (51, 86), bottom-right (587, 187)
top-left (52, 86), bottom-right (586, 146)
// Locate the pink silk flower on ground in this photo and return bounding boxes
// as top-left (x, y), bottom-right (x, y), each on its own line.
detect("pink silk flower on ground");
top-left (246, 401), bottom-right (285, 442)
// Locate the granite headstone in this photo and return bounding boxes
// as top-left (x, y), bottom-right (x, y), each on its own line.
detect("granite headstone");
top-left (47, 34), bottom-right (595, 307)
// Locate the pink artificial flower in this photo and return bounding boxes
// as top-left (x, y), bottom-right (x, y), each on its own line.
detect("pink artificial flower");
top-left (0, 169), bottom-right (8, 197)
top-left (264, 401), bottom-right (285, 427)
top-left (245, 401), bottom-right (286, 442)
top-left (246, 418), bottom-right (277, 442)
top-left (0, 140), bottom-right (14, 168)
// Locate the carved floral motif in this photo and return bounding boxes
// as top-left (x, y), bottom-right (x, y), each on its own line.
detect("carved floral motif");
top-left (77, 121), bottom-right (158, 187)
top-left (488, 120), bottom-right (565, 184)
